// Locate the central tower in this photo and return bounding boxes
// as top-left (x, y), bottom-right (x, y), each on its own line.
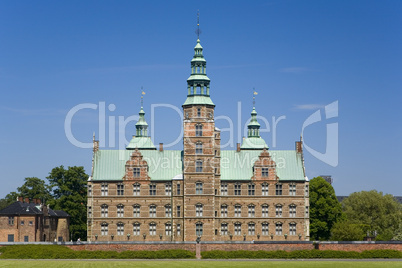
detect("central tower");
top-left (182, 35), bottom-right (221, 241)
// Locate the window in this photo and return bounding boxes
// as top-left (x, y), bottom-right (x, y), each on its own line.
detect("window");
top-left (262, 168), bottom-right (269, 177)
top-left (289, 223), bottom-right (296, 236)
top-left (262, 204), bottom-right (269, 217)
top-left (275, 205), bottom-right (282, 217)
top-left (101, 183), bottom-right (108, 196)
top-left (101, 204), bottom-right (108, 217)
top-left (177, 206), bottom-right (181, 217)
top-left (7, 234), bottom-right (14, 242)
top-left (196, 143), bottom-right (203, 154)
top-left (133, 222), bottom-right (140, 236)
top-left (133, 183), bottom-right (141, 196)
top-left (133, 204), bottom-right (140, 217)
top-left (177, 183), bottom-right (181, 195)
top-left (20, 220), bottom-right (24, 226)
top-left (289, 205), bottom-right (296, 217)
top-left (197, 108), bottom-right (201, 117)
top-left (262, 222), bottom-right (269, 235)
top-left (29, 221), bottom-right (33, 226)
top-left (235, 204), bottom-right (242, 217)
top-left (221, 204), bottom-right (228, 217)
top-left (24, 236), bottom-right (28, 242)
top-left (305, 206), bottom-right (309, 218)
top-left (149, 183), bottom-right (156, 195)
top-left (149, 222), bottom-right (156, 235)
top-left (196, 204), bottom-right (203, 217)
top-left (275, 222), bottom-right (282, 235)
top-left (117, 222), bottom-right (124, 236)
top-left (196, 222), bottom-right (203, 236)
top-left (221, 223), bottom-right (228, 235)
top-left (165, 222), bottom-right (172, 236)
top-left (196, 160), bottom-right (203, 173)
top-left (248, 183), bottom-right (255, 196)
top-left (289, 184), bottom-right (296, 196)
top-left (88, 206), bottom-right (92, 218)
top-left (248, 204), bottom-right (255, 217)
top-left (165, 183), bottom-right (171, 196)
top-left (177, 224), bottom-right (181, 236)
top-left (88, 184), bottom-right (92, 196)
top-left (117, 183), bottom-right (124, 195)
top-left (221, 183), bottom-right (227, 196)
top-left (234, 222), bottom-right (242, 235)
top-left (133, 167), bottom-right (140, 177)
top-left (101, 222), bottom-right (108, 235)
top-left (305, 184), bottom-right (309, 197)
top-left (149, 205), bottom-right (156, 217)
top-left (117, 204), bottom-right (124, 217)
top-left (248, 222), bottom-right (255, 235)
top-left (195, 124), bottom-right (203, 137)
top-left (234, 183), bottom-right (241, 195)
top-left (275, 184), bottom-right (282, 196)
top-left (165, 204), bottom-right (171, 217)
top-left (196, 182), bottom-right (203, 194)
top-left (262, 182), bottom-right (269, 196)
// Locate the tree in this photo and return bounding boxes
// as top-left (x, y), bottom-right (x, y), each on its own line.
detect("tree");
top-left (309, 176), bottom-right (343, 240)
top-left (17, 177), bottom-right (52, 203)
top-left (330, 220), bottom-right (366, 241)
top-left (47, 166), bottom-right (88, 241)
top-left (342, 190), bottom-right (402, 241)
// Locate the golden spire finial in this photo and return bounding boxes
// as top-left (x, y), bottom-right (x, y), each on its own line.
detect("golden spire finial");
top-left (195, 10), bottom-right (201, 39)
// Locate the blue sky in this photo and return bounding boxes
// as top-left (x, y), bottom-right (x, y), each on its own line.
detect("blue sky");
top-left (0, 1), bottom-right (401, 197)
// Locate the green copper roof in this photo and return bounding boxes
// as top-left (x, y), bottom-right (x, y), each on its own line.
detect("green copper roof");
top-left (248, 107), bottom-right (260, 127)
top-left (126, 136), bottom-right (156, 150)
top-left (92, 150), bottom-right (182, 181)
top-left (183, 95), bottom-right (215, 106)
top-left (220, 150), bottom-right (305, 181)
top-left (240, 137), bottom-right (268, 149)
top-left (135, 107), bottom-right (148, 127)
top-left (187, 74), bottom-right (210, 81)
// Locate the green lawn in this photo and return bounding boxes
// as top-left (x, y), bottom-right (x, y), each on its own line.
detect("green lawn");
top-left (0, 260), bottom-right (400, 268)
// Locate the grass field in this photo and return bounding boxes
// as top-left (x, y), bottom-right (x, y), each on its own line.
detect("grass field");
top-left (0, 260), bottom-right (400, 268)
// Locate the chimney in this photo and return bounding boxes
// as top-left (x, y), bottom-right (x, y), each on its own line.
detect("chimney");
top-left (159, 143), bottom-right (163, 152)
top-left (24, 197), bottom-right (29, 203)
top-left (237, 143), bottom-right (241, 152)
top-left (296, 141), bottom-right (302, 153)
top-left (18, 197), bottom-right (23, 202)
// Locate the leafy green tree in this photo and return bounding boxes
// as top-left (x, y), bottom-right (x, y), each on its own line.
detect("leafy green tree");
top-left (47, 166), bottom-right (88, 241)
top-left (309, 176), bottom-right (344, 240)
top-left (342, 190), bottom-right (401, 241)
top-left (330, 220), bottom-right (366, 241)
top-left (17, 177), bottom-right (52, 203)
top-left (4, 192), bottom-right (18, 204)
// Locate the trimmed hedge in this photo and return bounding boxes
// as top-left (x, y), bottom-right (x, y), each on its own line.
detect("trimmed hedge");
top-left (201, 249), bottom-right (402, 259)
top-left (0, 245), bottom-right (195, 259)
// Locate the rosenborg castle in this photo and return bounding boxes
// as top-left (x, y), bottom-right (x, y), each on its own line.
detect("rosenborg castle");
top-left (87, 36), bottom-right (310, 242)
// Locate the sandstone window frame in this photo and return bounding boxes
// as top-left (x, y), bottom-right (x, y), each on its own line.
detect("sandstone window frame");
top-left (101, 222), bottom-right (108, 236)
top-left (289, 222), bottom-right (297, 236)
top-left (133, 183), bottom-right (141, 196)
top-left (117, 183), bottom-right (124, 196)
top-left (149, 183), bottom-right (156, 196)
top-left (101, 204), bottom-right (108, 217)
top-left (133, 222), bottom-right (140, 236)
top-left (221, 204), bottom-right (228, 217)
top-left (262, 222), bottom-right (269, 236)
top-left (149, 222), bottom-right (156, 236)
top-left (234, 204), bottom-right (242, 217)
top-left (262, 204), bottom-right (269, 217)
top-left (275, 222), bottom-right (283, 235)
top-left (289, 183), bottom-right (296, 196)
top-left (221, 183), bottom-right (228, 196)
top-left (133, 204), bottom-right (140, 217)
top-left (133, 167), bottom-right (140, 178)
top-left (165, 204), bottom-right (172, 217)
top-left (196, 181), bottom-right (203, 194)
top-left (275, 184), bottom-right (282, 196)
top-left (195, 124), bottom-right (203, 137)
top-left (248, 183), bottom-right (255, 196)
top-left (248, 222), bottom-right (255, 235)
top-left (234, 222), bottom-right (242, 236)
top-left (196, 222), bottom-right (203, 236)
top-left (262, 182), bottom-right (269, 196)
top-left (262, 167), bottom-right (269, 177)
top-left (221, 222), bottom-right (228, 235)
top-left (289, 204), bottom-right (296, 218)
top-left (165, 222), bottom-right (172, 236)
top-left (101, 183), bottom-right (108, 196)
top-left (248, 204), bottom-right (255, 217)
top-left (275, 204), bottom-right (283, 217)
top-left (195, 142), bottom-right (203, 154)
top-left (117, 204), bottom-right (124, 218)
top-left (117, 222), bottom-right (124, 236)
top-left (195, 203), bottom-right (203, 217)
top-left (196, 160), bottom-right (203, 173)
top-left (149, 204), bottom-right (156, 217)
top-left (234, 183), bottom-right (242, 196)
top-left (165, 182), bottom-right (172, 196)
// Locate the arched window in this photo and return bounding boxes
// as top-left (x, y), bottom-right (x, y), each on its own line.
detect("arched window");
top-left (149, 204), bottom-right (156, 217)
top-left (133, 204), bottom-right (141, 217)
top-left (133, 222), bottom-right (140, 236)
top-left (101, 222), bottom-right (108, 235)
top-left (196, 142), bottom-right (203, 154)
top-left (195, 124), bottom-right (203, 136)
top-left (117, 222), bottom-right (124, 236)
top-left (248, 204), bottom-right (255, 217)
top-left (289, 222), bottom-right (297, 236)
top-left (262, 204), bottom-right (269, 217)
top-left (195, 203), bottom-right (203, 217)
top-left (117, 204), bottom-right (124, 217)
top-left (196, 160), bottom-right (203, 173)
top-left (289, 204), bottom-right (297, 217)
top-left (262, 222), bottom-right (269, 236)
top-left (234, 222), bottom-right (242, 235)
top-left (275, 222), bottom-right (283, 235)
top-left (101, 204), bottom-right (108, 217)
top-left (149, 222), bottom-right (156, 235)
top-left (248, 222), bottom-right (255, 235)
top-left (275, 204), bottom-right (282, 217)
top-left (196, 222), bottom-right (203, 236)
top-left (234, 204), bottom-right (242, 217)
top-left (196, 182), bottom-right (203, 194)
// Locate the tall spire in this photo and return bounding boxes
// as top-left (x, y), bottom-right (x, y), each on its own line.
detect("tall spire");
top-left (136, 89), bottom-right (148, 137)
top-left (183, 11), bottom-right (214, 106)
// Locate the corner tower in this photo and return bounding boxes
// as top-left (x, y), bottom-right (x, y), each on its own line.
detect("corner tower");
top-left (182, 33), bottom-right (221, 241)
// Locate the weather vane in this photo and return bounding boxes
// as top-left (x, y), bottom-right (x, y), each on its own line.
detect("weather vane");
top-left (141, 86), bottom-right (146, 107)
top-left (195, 10), bottom-right (202, 38)
top-left (253, 88), bottom-right (258, 107)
